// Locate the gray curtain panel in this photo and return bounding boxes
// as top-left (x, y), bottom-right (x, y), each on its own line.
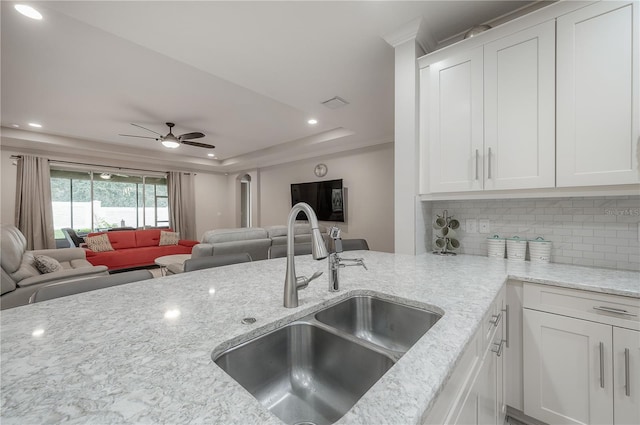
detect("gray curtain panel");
top-left (15, 155), bottom-right (56, 250)
top-left (167, 171), bottom-right (196, 240)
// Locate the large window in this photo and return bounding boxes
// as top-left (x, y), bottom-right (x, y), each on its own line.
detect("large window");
top-left (50, 169), bottom-right (168, 238)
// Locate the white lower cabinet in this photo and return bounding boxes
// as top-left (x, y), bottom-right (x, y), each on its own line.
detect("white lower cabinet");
top-left (522, 283), bottom-right (640, 425)
top-left (424, 288), bottom-right (505, 425)
top-left (613, 327), bottom-right (640, 425)
top-left (523, 309), bottom-right (614, 424)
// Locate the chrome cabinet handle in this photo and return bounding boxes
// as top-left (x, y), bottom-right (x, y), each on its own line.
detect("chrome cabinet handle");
top-left (593, 306), bottom-right (637, 317)
top-left (491, 339), bottom-right (505, 357)
top-left (599, 342), bottom-right (605, 389)
top-left (487, 147), bottom-right (492, 179)
top-left (489, 312), bottom-right (502, 327)
top-left (625, 348), bottom-right (631, 396)
top-left (504, 305), bottom-right (509, 348)
top-left (475, 149), bottom-right (479, 180)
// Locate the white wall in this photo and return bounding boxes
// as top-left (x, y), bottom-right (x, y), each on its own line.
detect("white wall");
top-left (257, 144), bottom-right (394, 252)
top-left (193, 172), bottom-right (232, 240)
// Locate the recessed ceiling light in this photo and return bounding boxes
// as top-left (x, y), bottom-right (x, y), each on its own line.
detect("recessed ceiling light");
top-left (207, 153), bottom-right (215, 158)
top-left (307, 119), bottom-right (318, 125)
top-left (15, 4), bottom-right (43, 20)
top-left (28, 122), bottom-right (42, 128)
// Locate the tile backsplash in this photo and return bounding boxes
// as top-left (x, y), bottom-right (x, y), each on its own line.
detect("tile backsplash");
top-left (428, 196), bottom-right (640, 271)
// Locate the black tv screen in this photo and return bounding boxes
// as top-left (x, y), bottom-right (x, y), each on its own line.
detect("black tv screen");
top-left (291, 179), bottom-right (345, 222)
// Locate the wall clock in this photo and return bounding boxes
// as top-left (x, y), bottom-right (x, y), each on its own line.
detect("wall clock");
top-left (314, 163), bottom-right (328, 177)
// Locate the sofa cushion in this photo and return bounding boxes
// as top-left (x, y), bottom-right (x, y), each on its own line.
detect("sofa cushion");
top-left (202, 228), bottom-right (269, 244)
top-left (212, 239), bottom-right (272, 261)
top-left (86, 234), bottom-right (115, 252)
top-left (135, 229), bottom-right (165, 247)
top-left (10, 252), bottom-right (41, 282)
top-left (34, 255), bottom-right (63, 274)
top-left (0, 225), bottom-right (28, 274)
top-left (159, 231), bottom-right (180, 246)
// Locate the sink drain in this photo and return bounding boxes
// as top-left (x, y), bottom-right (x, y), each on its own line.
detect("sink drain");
top-left (241, 317), bottom-right (256, 325)
top-left (294, 422), bottom-right (317, 425)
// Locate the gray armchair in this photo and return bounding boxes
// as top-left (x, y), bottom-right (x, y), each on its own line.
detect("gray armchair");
top-left (1, 225), bottom-right (108, 310)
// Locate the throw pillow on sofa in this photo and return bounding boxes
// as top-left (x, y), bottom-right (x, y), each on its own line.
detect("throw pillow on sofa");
top-left (86, 234), bottom-right (114, 252)
top-left (159, 231), bottom-right (180, 246)
top-left (34, 255), bottom-right (63, 274)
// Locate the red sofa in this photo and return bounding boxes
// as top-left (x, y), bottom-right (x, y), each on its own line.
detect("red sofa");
top-left (84, 229), bottom-right (198, 271)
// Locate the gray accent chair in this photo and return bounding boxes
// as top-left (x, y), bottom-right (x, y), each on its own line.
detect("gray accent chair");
top-left (29, 269), bottom-right (153, 303)
top-left (192, 228), bottom-right (272, 261)
top-left (340, 239), bottom-right (370, 251)
top-left (166, 253), bottom-right (252, 274)
top-left (268, 243), bottom-right (313, 259)
top-left (61, 228), bottom-right (85, 247)
top-left (1, 225), bottom-right (109, 310)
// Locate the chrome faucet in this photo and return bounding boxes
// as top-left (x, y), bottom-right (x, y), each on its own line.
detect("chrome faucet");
top-left (328, 226), bottom-right (367, 292)
top-left (283, 202), bottom-right (329, 308)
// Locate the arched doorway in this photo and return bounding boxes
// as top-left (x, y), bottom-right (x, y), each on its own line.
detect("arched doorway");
top-left (240, 174), bottom-right (251, 228)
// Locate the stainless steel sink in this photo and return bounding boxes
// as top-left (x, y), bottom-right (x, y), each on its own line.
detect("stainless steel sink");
top-left (213, 294), bottom-right (442, 424)
top-left (214, 322), bottom-right (394, 425)
top-left (314, 295), bottom-right (442, 354)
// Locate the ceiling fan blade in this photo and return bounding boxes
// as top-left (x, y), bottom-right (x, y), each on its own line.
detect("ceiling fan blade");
top-left (119, 134), bottom-right (159, 140)
top-left (130, 123), bottom-right (163, 137)
top-left (181, 140), bottom-right (216, 149)
top-left (179, 132), bottom-right (205, 140)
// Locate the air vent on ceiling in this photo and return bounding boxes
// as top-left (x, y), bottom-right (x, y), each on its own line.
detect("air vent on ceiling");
top-left (321, 96), bottom-right (349, 109)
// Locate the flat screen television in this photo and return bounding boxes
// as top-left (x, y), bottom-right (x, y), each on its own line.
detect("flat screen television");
top-left (291, 179), bottom-right (345, 222)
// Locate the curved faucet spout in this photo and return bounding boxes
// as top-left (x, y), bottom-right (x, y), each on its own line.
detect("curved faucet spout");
top-left (284, 202), bottom-right (328, 308)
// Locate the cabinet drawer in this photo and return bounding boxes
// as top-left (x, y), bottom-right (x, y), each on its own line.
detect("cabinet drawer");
top-left (482, 288), bottom-right (505, 351)
top-left (523, 283), bottom-right (640, 330)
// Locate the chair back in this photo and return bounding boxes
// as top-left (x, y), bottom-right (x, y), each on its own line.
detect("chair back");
top-left (30, 269), bottom-right (153, 303)
top-left (340, 239), bottom-right (370, 251)
top-left (268, 243), bottom-right (313, 259)
top-left (183, 253), bottom-right (252, 272)
top-left (62, 228), bottom-right (85, 247)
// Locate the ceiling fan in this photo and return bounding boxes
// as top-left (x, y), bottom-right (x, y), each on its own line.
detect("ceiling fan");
top-left (119, 122), bottom-right (215, 149)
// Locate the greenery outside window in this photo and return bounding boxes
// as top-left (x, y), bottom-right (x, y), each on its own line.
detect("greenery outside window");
top-left (50, 169), bottom-right (168, 239)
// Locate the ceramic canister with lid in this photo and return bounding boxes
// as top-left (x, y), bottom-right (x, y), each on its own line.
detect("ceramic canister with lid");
top-left (506, 236), bottom-right (527, 260)
top-left (486, 235), bottom-right (506, 258)
top-left (528, 236), bottom-right (552, 263)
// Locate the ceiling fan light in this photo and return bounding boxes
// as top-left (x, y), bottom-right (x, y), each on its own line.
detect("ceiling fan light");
top-left (162, 140), bottom-right (180, 149)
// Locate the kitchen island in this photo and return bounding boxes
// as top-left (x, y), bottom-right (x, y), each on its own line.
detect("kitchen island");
top-left (1, 252), bottom-right (638, 424)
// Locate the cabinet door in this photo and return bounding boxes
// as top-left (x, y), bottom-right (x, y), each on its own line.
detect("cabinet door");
top-left (429, 47), bottom-right (484, 193)
top-left (557, 1), bottom-right (640, 187)
top-left (476, 347), bottom-right (498, 425)
top-left (613, 327), bottom-right (640, 425)
top-left (505, 282), bottom-right (524, 411)
top-left (523, 309), bottom-right (613, 425)
top-left (484, 20), bottom-right (555, 190)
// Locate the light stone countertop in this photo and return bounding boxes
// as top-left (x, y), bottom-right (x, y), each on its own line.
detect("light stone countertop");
top-left (1, 253), bottom-right (639, 424)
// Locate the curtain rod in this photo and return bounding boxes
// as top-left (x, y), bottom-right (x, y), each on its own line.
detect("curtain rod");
top-left (9, 155), bottom-right (195, 175)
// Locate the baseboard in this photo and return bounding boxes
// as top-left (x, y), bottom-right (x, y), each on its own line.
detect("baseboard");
top-left (506, 407), bottom-right (548, 425)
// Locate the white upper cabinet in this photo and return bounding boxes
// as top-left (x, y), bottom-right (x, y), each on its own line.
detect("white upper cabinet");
top-left (557, 1), bottom-right (640, 187)
top-left (427, 47), bottom-right (484, 193)
top-left (423, 21), bottom-right (555, 194)
top-left (484, 20), bottom-right (556, 190)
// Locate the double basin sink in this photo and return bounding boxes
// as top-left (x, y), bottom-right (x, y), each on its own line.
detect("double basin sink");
top-left (212, 294), bottom-right (442, 425)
